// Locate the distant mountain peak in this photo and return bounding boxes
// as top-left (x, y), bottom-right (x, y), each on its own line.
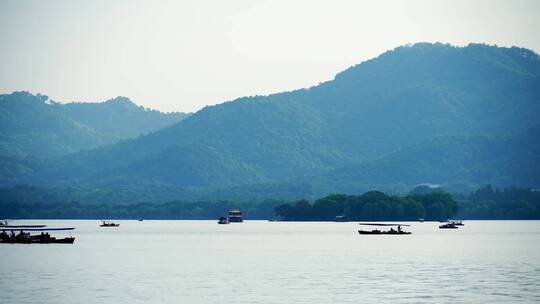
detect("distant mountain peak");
top-left (0, 91), bottom-right (50, 104)
top-left (105, 96), bottom-right (138, 108)
top-left (2, 43), bottom-right (539, 197)
top-left (333, 42), bottom-right (540, 83)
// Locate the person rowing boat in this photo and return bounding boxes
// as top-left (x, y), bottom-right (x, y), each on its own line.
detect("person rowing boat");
top-left (0, 227), bottom-right (75, 244)
top-left (358, 223), bottom-right (412, 235)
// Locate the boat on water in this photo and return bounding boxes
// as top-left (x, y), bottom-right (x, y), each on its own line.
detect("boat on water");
top-left (449, 220), bottom-right (464, 226)
top-left (100, 221), bottom-right (120, 227)
top-left (439, 222), bottom-right (459, 229)
top-left (0, 227), bottom-right (75, 244)
top-left (228, 209), bottom-right (243, 223)
top-left (358, 223), bottom-right (411, 235)
top-left (217, 216), bottom-right (229, 224)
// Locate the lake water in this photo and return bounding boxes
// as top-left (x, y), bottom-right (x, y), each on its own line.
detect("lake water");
top-left (1, 220), bottom-right (539, 303)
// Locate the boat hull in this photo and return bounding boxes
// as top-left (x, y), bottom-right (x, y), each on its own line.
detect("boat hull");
top-left (358, 230), bottom-right (411, 235)
top-left (49, 237), bottom-right (75, 244)
top-left (1, 237), bottom-right (75, 244)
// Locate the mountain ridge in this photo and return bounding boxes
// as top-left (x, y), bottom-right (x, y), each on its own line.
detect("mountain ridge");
top-left (1, 42), bottom-right (539, 201)
top-left (0, 91), bottom-right (191, 159)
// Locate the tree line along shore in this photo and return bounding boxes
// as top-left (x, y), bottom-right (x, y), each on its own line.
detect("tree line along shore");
top-left (1, 185), bottom-right (539, 221)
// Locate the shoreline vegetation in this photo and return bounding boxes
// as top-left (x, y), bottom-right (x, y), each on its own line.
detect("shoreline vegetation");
top-left (1, 185), bottom-right (539, 221)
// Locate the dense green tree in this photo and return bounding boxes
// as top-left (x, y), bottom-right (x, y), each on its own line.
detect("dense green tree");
top-left (458, 185), bottom-right (540, 219)
top-left (275, 190), bottom-right (454, 221)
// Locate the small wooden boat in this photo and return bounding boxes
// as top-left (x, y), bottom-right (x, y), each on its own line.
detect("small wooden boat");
top-left (100, 221), bottom-right (120, 227)
top-left (31, 234), bottom-right (75, 243)
top-left (217, 216), bottom-right (229, 224)
top-left (358, 223), bottom-right (412, 235)
top-left (439, 222), bottom-right (458, 229)
top-left (1, 227), bottom-right (75, 244)
top-left (358, 230), bottom-right (411, 235)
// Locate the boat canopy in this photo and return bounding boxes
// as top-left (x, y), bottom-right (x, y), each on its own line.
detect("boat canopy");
top-left (358, 223), bottom-right (411, 226)
top-left (0, 225), bottom-right (47, 228)
top-left (0, 227), bottom-right (75, 231)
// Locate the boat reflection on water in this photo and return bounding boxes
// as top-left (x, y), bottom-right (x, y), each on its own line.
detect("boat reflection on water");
top-left (358, 223), bottom-right (412, 235)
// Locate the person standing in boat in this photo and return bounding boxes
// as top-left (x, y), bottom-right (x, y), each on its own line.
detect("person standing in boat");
top-left (398, 225), bottom-right (402, 233)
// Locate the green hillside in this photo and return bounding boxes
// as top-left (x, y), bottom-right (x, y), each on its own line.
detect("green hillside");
top-left (1, 43), bottom-right (539, 202)
top-left (0, 92), bottom-right (190, 158)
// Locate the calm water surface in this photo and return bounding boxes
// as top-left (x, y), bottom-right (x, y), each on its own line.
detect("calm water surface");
top-left (1, 220), bottom-right (539, 303)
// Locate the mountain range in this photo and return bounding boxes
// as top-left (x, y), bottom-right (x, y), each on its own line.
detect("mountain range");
top-left (0, 92), bottom-right (190, 158)
top-left (1, 42), bottom-right (539, 203)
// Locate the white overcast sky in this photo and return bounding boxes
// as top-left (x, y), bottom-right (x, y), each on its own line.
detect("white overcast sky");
top-left (1, 0), bottom-right (539, 112)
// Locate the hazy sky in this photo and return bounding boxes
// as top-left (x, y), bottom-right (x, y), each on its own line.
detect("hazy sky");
top-left (1, 0), bottom-right (539, 112)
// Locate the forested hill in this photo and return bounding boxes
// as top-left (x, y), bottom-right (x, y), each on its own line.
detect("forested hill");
top-left (0, 92), bottom-right (190, 158)
top-left (2, 43), bottom-right (540, 201)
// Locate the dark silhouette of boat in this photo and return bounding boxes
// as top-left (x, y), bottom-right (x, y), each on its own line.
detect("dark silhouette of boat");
top-left (228, 210), bottom-right (243, 223)
top-left (217, 216), bottom-right (229, 224)
top-left (358, 223), bottom-right (411, 235)
top-left (1, 227), bottom-right (75, 244)
top-left (439, 222), bottom-right (458, 229)
top-left (100, 221), bottom-right (120, 227)
top-left (358, 230), bottom-right (412, 235)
